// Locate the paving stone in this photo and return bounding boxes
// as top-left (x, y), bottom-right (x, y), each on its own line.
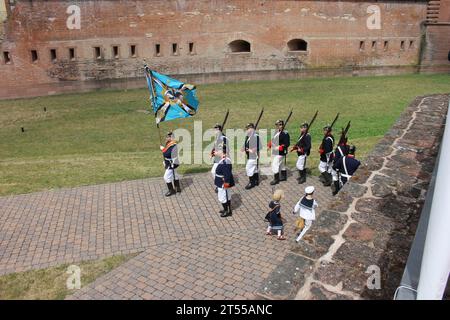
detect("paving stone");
top-left (314, 210), bottom-right (348, 235)
top-left (341, 182), bottom-right (367, 198)
top-left (327, 191), bottom-right (353, 212)
top-left (350, 167), bottom-right (371, 184)
top-left (309, 282), bottom-right (353, 300)
top-left (362, 155), bottom-right (384, 171)
top-left (256, 253), bottom-right (314, 300)
top-left (343, 223), bottom-right (376, 243)
top-left (371, 182), bottom-right (394, 198)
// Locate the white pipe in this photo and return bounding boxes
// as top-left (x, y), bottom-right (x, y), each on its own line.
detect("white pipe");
top-left (417, 100), bottom-right (450, 300)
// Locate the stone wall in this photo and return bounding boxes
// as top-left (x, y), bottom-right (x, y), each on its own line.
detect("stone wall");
top-left (1, 0), bottom-right (443, 99)
top-left (0, 64), bottom-right (435, 100)
top-left (257, 94), bottom-right (449, 300)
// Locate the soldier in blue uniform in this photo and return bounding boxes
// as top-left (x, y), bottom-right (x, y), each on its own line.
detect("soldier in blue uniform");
top-left (332, 145), bottom-right (361, 194)
top-left (291, 122), bottom-right (312, 184)
top-left (214, 149), bottom-right (235, 218)
top-left (268, 119), bottom-right (290, 185)
top-left (242, 123), bottom-right (261, 190)
top-left (211, 123), bottom-right (228, 193)
top-left (318, 125), bottom-right (335, 187)
top-left (331, 133), bottom-right (350, 195)
top-left (160, 131), bottom-right (181, 197)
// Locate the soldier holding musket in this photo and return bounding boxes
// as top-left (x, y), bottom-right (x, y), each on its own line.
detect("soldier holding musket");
top-left (332, 145), bottom-right (360, 194)
top-left (331, 121), bottom-right (351, 195)
top-left (290, 111), bottom-right (317, 184)
top-left (211, 110), bottom-right (229, 192)
top-left (318, 113), bottom-right (339, 187)
top-left (242, 109), bottom-right (263, 189)
top-left (268, 111), bottom-right (292, 185)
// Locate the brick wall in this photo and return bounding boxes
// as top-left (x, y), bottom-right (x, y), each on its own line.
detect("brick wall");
top-left (0, 0), bottom-right (446, 99)
top-left (421, 0), bottom-right (450, 66)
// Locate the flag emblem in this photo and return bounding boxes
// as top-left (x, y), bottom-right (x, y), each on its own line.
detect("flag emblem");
top-left (145, 67), bottom-right (199, 123)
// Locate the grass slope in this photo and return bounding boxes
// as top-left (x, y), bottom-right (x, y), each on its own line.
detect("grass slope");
top-left (0, 73), bottom-right (449, 196)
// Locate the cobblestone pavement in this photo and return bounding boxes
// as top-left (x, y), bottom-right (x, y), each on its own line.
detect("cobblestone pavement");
top-left (0, 168), bottom-right (332, 299)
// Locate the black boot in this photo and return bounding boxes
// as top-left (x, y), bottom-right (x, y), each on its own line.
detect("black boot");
top-left (270, 173), bottom-right (280, 185)
top-left (280, 170), bottom-right (287, 182)
top-left (174, 180), bottom-right (181, 193)
top-left (220, 202), bottom-right (230, 217)
top-left (219, 202), bottom-right (227, 215)
top-left (319, 172), bottom-right (326, 183)
top-left (332, 181), bottom-right (340, 196)
top-left (254, 173), bottom-right (259, 186)
top-left (323, 172), bottom-right (332, 187)
top-left (245, 176), bottom-right (255, 190)
top-left (165, 183), bottom-right (176, 197)
top-left (320, 172), bottom-right (328, 186)
top-left (298, 170), bottom-right (306, 184)
top-left (226, 200), bottom-right (232, 217)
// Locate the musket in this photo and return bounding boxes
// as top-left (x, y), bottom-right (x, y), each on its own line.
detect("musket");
top-left (281, 109), bottom-right (293, 132)
top-left (253, 108), bottom-right (264, 170)
top-left (221, 109), bottom-right (230, 131)
top-left (329, 113), bottom-right (340, 131)
top-left (254, 108), bottom-right (264, 130)
top-left (339, 120), bottom-right (351, 145)
top-left (306, 110), bottom-right (319, 134)
top-left (281, 109), bottom-right (293, 166)
top-left (290, 110), bottom-right (318, 152)
top-left (319, 112), bottom-right (340, 150)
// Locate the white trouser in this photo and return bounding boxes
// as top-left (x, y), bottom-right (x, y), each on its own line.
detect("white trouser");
top-left (318, 161), bottom-right (332, 174)
top-left (246, 159), bottom-right (258, 177)
top-left (296, 155), bottom-right (307, 170)
top-left (211, 163), bottom-right (218, 179)
top-left (296, 219), bottom-right (313, 241)
top-left (218, 187), bottom-right (231, 204)
top-left (164, 168), bottom-right (179, 183)
top-left (271, 155), bottom-right (286, 174)
top-left (331, 169), bottom-right (339, 182)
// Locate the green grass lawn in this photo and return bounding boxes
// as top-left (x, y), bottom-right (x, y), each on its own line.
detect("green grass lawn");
top-left (0, 73), bottom-right (449, 196)
top-left (0, 253), bottom-right (137, 300)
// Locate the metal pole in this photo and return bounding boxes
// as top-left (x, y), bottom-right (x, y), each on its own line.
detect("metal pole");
top-left (416, 99), bottom-right (450, 300)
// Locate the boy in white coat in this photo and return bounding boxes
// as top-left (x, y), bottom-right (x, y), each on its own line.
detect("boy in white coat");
top-left (293, 186), bottom-right (318, 243)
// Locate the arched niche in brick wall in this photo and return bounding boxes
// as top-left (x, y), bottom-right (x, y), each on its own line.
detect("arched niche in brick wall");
top-left (287, 39), bottom-right (308, 52)
top-left (228, 40), bottom-right (251, 53)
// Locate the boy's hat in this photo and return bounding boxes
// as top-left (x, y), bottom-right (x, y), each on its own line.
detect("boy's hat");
top-left (305, 186), bottom-right (315, 194)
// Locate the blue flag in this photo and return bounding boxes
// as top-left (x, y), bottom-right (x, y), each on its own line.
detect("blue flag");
top-left (145, 67), bottom-right (199, 123)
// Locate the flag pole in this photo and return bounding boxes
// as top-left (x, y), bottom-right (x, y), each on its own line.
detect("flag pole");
top-left (156, 123), bottom-right (163, 146)
top-left (145, 65), bottom-right (164, 146)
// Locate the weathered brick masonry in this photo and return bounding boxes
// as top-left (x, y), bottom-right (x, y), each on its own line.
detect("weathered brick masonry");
top-left (0, 0), bottom-right (448, 99)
